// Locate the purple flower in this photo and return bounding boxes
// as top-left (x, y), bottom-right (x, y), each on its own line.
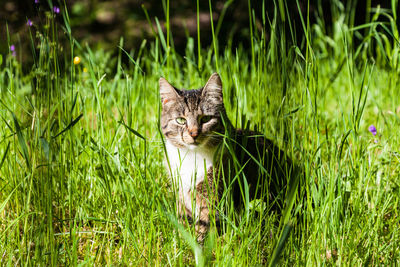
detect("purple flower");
top-left (35, 0), bottom-right (39, 3)
top-left (368, 125), bottom-right (377, 136)
top-left (27, 19), bottom-right (33, 26)
top-left (10, 45), bottom-right (16, 57)
top-left (53, 6), bottom-right (60, 14)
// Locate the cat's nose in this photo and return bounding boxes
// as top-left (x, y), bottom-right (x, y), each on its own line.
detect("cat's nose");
top-left (188, 129), bottom-right (199, 138)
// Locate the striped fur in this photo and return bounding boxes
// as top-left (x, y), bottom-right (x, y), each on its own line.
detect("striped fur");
top-left (159, 73), bottom-right (297, 242)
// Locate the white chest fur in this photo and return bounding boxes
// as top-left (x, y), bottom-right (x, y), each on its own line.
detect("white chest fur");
top-left (165, 141), bottom-right (215, 194)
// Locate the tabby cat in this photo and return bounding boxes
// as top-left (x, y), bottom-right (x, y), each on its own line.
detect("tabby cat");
top-left (159, 73), bottom-right (296, 241)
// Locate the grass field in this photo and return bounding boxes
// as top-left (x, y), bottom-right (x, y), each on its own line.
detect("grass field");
top-left (1, 1), bottom-right (400, 265)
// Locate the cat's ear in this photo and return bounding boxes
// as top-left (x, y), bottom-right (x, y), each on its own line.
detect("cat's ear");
top-left (159, 77), bottom-right (180, 105)
top-left (202, 73), bottom-right (223, 102)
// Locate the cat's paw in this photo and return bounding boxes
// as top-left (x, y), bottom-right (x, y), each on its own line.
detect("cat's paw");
top-left (195, 220), bottom-right (209, 243)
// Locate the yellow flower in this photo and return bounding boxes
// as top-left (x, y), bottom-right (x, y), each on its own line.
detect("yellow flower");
top-left (83, 67), bottom-right (88, 73)
top-left (73, 56), bottom-right (81, 65)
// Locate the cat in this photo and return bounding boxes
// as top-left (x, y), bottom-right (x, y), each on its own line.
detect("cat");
top-left (159, 73), bottom-right (298, 242)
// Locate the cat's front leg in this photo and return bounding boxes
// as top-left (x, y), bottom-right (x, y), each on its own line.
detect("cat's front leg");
top-left (194, 166), bottom-right (218, 242)
top-left (176, 187), bottom-right (209, 242)
top-left (194, 183), bottom-right (210, 242)
top-left (177, 185), bottom-right (210, 243)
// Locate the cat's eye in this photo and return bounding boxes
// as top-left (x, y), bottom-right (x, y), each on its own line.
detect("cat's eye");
top-left (176, 117), bottom-right (186, 125)
top-left (200, 116), bottom-right (212, 123)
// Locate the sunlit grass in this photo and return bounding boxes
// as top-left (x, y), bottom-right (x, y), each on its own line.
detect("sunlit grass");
top-left (1, 0), bottom-right (400, 265)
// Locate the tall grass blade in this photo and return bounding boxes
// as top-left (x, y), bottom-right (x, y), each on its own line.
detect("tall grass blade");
top-left (0, 142), bottom-right (10, 171)
top-left (166, 212), bottom-right (205, 266)
top-left (12, 113), bottom-right (30, 169)
top-left (52, 113), bottom-right (83, 138)
top-left (268, 223), bottom-right (292, 267)
top-left (119, 120), bottom-right (146, 140)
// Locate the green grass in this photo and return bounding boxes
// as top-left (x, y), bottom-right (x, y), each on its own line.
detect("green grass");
top-left (1, 0), bottom-right (400, 265)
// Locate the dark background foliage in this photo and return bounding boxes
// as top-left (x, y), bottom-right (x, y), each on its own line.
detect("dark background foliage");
top-left (0, 0), bottom-right (396, 64)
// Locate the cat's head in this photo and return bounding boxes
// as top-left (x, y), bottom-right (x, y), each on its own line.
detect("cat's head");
top-left (159, 73), bottom-right (225, 150)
